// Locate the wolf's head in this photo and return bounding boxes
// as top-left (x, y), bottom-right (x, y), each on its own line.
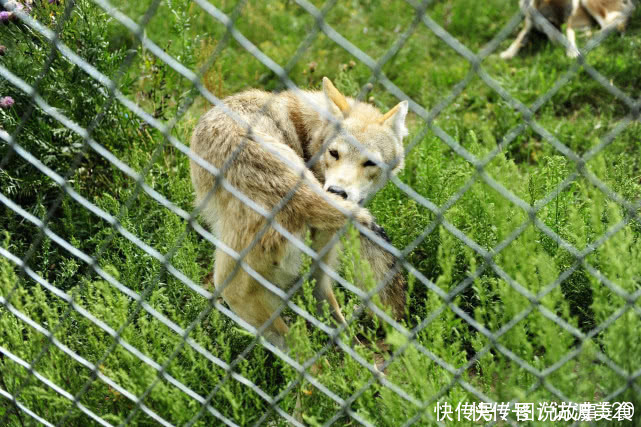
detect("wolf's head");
top-left (318, 77), bottom-right (408, 204)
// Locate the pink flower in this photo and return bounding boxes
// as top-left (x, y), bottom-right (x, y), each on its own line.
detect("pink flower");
top-left (2, 1), bottom-right (28, 14)
top-left (5, 0), bottom-right (24, 9)
top-left (0, 11), bottom-right (12, 22)
top-left (0, 96), bottom-right (15, 109)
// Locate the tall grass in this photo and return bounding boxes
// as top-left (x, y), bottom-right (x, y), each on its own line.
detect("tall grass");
top-left (0, 0), bottom-right (639, 425)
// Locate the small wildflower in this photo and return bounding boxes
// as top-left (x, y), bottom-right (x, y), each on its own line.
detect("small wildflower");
top-left (4, 1), bottom-right (25, 12)
top-left (49, 0), bottom-right (60, 4)
top-left (7, 1), bottom-right (31, 14)
top-left (0, 11), bottom-right (12, 22)
top-left (0, 46), bottom-right (6, 56)
top-left (0, 96), bottom-right (14, 109)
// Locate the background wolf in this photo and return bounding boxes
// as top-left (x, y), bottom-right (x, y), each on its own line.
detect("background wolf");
top-left (190, 78), bottom-right (407, 350)
top-left (500, 0), bottom-right (635, 59)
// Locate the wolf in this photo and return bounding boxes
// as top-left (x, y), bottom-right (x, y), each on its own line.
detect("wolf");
top-left (190, 77), bottom-right (407, 350)
top-left (500, 0), bottom-right (635, 59)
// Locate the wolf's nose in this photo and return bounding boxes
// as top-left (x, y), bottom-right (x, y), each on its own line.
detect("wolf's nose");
top-left (327, 186), bottom-right (348, 200)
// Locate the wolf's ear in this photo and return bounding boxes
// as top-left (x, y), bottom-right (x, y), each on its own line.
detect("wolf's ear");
top-left (379, 100), bottom-right (409, 140)
top-left (322, 77), bottom-right (350, 118)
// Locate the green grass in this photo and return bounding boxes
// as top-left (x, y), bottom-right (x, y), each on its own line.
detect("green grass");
top-left (1, 0), bottom-right (640, 425)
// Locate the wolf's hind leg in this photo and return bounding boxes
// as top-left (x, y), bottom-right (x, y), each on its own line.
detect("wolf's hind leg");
top-left (581, 0), bottom-right (630, 31)
top-left (566, 2), bottom-right (592, 57)
top-left (214, 255), bottom-right (289, 351)
top-left (500, 17), bottom-right (533, 59)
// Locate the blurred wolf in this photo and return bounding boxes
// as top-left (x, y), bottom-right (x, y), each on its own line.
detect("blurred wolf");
top-left (500, 0), bottom-right (635, 59)
top-left (190, 77), bottom-right (407, 350)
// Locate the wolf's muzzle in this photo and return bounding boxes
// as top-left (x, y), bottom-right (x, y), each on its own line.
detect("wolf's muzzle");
top-left (327, 186), bottom-right (348, 200)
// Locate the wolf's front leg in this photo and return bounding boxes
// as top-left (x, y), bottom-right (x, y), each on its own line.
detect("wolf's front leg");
top-left (310, 229), bottom-right (348, 327)
top-left (500, 17), bottom-right (533, 59)
top-left (565, 26), bottom-right (580, 58)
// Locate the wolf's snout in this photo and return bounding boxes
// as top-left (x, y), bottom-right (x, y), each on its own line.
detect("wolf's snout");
top-left (327, 186), bottom-right (348, 200)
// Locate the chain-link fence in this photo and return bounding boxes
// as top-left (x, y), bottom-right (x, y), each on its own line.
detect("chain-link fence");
top-left (0, 0), bottom-right (640, 425)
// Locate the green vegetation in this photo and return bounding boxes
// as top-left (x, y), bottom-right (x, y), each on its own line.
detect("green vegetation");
top-left (1, 0), bottom-right (639, 425)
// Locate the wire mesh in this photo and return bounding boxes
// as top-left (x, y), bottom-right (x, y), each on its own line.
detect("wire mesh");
top-left (0, 0), bottom-right (639, 425)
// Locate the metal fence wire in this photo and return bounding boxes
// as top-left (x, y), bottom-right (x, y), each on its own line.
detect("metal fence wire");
top-left (1, 0), bottom-right (640, 425)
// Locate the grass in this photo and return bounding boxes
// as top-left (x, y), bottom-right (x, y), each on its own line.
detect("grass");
top-left (0, 0), bottom-right (640, 425)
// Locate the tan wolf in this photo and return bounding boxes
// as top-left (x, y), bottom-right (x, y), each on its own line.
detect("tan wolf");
top-left (500, 0), bottom-right (635, 59)
top-left (190, 77), bottom-right (407, 350)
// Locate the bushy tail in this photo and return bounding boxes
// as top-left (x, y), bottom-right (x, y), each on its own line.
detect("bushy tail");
top-left (347, 222), bottom-right (406, 320)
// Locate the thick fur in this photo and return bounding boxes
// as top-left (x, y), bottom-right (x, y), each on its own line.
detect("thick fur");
top-left (190, 78), bottom-right (407, 350)
top-left (500, 0), bottom-right (635, 59)
top-left (357, 223), bottom-right (406, 320)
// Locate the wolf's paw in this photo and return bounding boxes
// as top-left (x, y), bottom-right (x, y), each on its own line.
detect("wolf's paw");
top-left (354, 207), bottom-right (374, 228)
top-left (499, 49), bottom-right (516, 60)
top-left (566, 47), bottom-right (580, 59)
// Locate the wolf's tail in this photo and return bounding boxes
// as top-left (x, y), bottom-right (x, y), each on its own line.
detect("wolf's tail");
top-left (357, 222), bottom-right (406, 320)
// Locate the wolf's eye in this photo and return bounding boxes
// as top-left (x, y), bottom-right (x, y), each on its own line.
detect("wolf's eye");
top-left (363, 160), bottom-right (377, 167)
top-left (329, 150), bottom-right (339, 160)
